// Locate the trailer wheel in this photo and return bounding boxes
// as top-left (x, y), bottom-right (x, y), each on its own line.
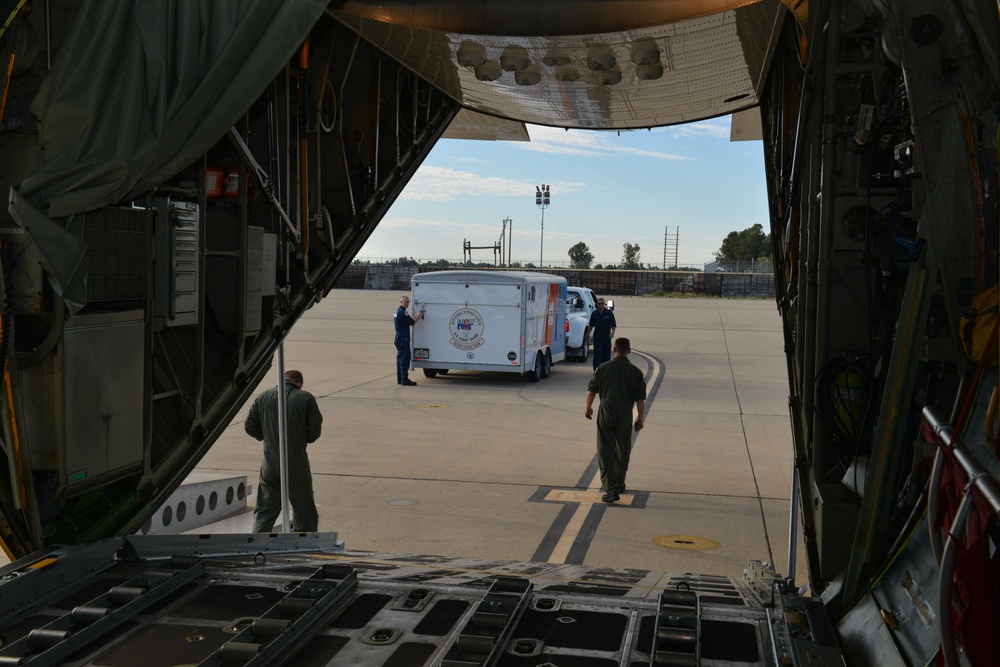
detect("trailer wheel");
top-left (438, 369), bottom-right (449, 375)
top-left (540, 350), bottom-right (552, 379)
top-left (423, 369), bottom-right (438, 379)
top-left (527, 353), bottom-right (542, 382)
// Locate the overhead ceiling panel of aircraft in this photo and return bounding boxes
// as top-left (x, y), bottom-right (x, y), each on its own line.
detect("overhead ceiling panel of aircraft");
top-left (442, 108), bottom-right (531, 141)
top-left (330, 1), bottom-right (786, 130)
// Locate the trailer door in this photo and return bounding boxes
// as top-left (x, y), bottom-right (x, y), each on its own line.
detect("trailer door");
top-left (412, 281), bottom-right (527, 370)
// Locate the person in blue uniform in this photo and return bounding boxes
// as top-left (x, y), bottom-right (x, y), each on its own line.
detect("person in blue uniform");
top-left (394, 295), bottom-right (423, 385)
top-left (246, 369), bottom-right (323, 531)
top-left (588, 297), bottom-right (617, 369)
top-left (584, 337), bottom-right (646, 503)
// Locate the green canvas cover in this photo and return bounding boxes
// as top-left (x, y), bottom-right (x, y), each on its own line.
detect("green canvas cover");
top-left (8, 0), bottom-right (327, 309)
top-left (18, 0), bottom-right (328, 217)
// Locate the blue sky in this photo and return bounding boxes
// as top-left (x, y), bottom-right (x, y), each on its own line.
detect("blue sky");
top-left (358, 116), bottom-right (769, 268)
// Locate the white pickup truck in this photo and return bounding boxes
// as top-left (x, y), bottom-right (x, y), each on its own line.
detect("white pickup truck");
top-left (565, 286), bottom-right (612, 362)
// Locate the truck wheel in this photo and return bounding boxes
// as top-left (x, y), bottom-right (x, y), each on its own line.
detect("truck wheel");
top-left (423, 368), bottom-right (438, 379)
top-left (540, 350), bottom-right (552, 378)
top-left (527, 353), bottom-right (542, 382)
top-left (580, 334), bottom-right (590, 363)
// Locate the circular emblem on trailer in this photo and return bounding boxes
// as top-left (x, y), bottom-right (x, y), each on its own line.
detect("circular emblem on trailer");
top-left (507, 351), bottom-right (517, 361)
top-left (450, 308), bottom-right (485, 350)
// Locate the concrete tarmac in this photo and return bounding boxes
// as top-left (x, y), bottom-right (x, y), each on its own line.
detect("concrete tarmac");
top-left (197, 289), bottom-right (806, 582)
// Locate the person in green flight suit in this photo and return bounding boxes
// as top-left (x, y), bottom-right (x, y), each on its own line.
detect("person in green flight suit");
top-left (246, 369), bottom-right (324, 531)
top-left (584, 337), bottom-right (646, 503)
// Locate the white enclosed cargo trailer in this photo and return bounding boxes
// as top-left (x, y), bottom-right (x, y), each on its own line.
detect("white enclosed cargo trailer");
top-left (410, 271), bottom-right (567, 381)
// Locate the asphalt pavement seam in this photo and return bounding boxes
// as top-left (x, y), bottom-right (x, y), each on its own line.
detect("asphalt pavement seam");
top-left (717, 301), bottom-right (776, 567)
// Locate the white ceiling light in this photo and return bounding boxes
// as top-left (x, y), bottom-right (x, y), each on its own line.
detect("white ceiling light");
top-left (457, 41), bottom-right (487, 68)
top-left (636, 63), bottom-right (664, 80)
top-left (586, 45), bottom-right (616, 72)
top-left (515, 66), bottom-right (542, 86)
top-left (500, 45), bottom-right (530, 72)
top-left (554, 67), bottom-right (581, 82)
top-left (474, 60), bottom-right (502, 81)
top-left (543, 51), bottom-right (572, 67)
top-left (586, 54), bottom-right (616, 71)
top-left (596, 69), bottom-right (622, 85)
top-left (631, 40), bottom-right (661, 65)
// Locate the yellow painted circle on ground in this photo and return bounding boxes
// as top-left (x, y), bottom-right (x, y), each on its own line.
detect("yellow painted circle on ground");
top-left (652, 535), bottom-right (720, 551)
top-left (419, 404), bottom-right (448, 408)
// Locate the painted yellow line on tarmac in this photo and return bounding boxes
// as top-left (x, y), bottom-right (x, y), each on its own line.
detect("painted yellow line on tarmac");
top-left (545, 489), bottom-right (634, 506)
top-left (548, 487), bottom-right (597, 564)
top-left (547, 350), bottom-right (660, 565)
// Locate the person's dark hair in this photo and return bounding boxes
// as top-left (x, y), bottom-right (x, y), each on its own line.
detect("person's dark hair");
top-left (285, 369), bottom-right (304, 386)
top-left (613, 337), bottom-right (631, 353)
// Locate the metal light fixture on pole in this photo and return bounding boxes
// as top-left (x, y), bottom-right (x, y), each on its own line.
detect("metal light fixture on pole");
top-left (535, 184), bottom-right (550, 268)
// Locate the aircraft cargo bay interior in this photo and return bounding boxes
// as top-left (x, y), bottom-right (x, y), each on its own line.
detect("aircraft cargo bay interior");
top-left (0, 1), bottom-right (997, 665)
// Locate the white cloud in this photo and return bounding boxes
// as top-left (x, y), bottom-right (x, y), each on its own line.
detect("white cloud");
top-left (516, 141), bottom-right (608, 158)
top-left (398, 167), bottom-right (522, 201)
top-left (399, 166), bottom-right (584, 201)
top-left (618, 146), bottom-right (691, 160)
top-left (377, 217), bottom-right (496, 234)
top-left (518, 124), bottom-right (692, 160)
top-left (375, 216), bottom-right (437, 230)
top-left (669, 119), bottom-right (731, 139)
top-left (519, 126), bottom-right (610, 157)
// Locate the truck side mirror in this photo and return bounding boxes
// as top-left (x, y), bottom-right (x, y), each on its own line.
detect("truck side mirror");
top-left (575, 298), bottom-right (584, 308)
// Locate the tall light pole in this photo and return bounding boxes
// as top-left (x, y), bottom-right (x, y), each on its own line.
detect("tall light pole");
top-left (502, 216), bottom-right (512, 266)
top-left (535, 184), bottom-right (550, 268)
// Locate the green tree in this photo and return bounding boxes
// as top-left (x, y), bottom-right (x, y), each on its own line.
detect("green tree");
top-left (714, 224), bottom-right (772, 262)
top-left (567, 242), bottom-right (594, 269)
top-left (621, 242), bottom-right (641, 269)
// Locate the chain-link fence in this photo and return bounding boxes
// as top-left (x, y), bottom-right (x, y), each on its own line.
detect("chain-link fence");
top-left (335, 264), bottom-right (776, 298)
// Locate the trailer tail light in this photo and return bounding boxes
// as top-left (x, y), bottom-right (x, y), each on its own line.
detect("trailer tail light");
top-left (414, 348), bottom-right (429, 360)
